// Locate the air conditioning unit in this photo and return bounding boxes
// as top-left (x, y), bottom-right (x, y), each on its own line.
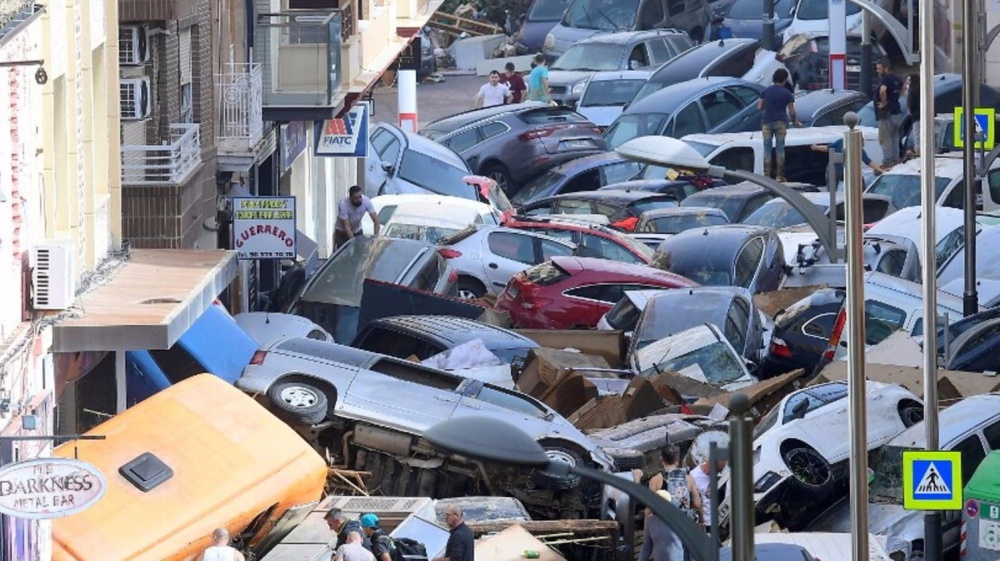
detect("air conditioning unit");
top-left (31, 241), bottom-right (76, 310)
top-left (119, 26), bottom-right (149, 65)
top-left (120, 77), bottom-right (151, 120)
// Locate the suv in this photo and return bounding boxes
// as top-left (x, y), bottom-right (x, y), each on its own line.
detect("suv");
top-left (546, 30), bottom-right (694, 107)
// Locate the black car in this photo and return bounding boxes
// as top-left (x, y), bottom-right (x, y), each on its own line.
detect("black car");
top-left (629, 38), bottom-right (763, 105)
top-left (351, 315), bottom-right (539, 373)
top-left (518, 190), bottom-right (682, 230)
top-left (678, 182), bottom-right (775, 222)
top-left (779, 34), bottom-right (885, 92)
top-left (600, 176), bottom-right (727, 201)
top-left (793, 89), bottom-right (869, 127)
top-left (760, 287), bottom-right (845, 379)
top-left (511, 152), bottom-right (645, 207)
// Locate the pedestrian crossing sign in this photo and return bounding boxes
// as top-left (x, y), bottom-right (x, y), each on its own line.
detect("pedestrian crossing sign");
top-left (903, 450), bottom-right (963, 510)
top-left (954, 107), bottom-right (996, 150)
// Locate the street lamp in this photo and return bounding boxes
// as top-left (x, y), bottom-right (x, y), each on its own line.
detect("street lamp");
top-left (614, 136), bottom-right (842, 261)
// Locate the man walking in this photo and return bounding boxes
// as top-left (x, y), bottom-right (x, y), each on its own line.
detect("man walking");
top-left (527, 53), bottom-right (551, 104)
top-left (647, 445), bottom-right (703, 526)
top-left (690, 458), bottom-right (727, 535)
top-left (475, 70), bottom-right (512, 108)
top-left (638, 490), bottom-right (684, 561)
top-left (757, 68), bottom-right (800, 182)
top-left (874, 58), bottom-right (904, 165)
top-left (335, 532), bottom-right (377, 561)
top-left (195, 528), bottom-right (245, 561)
top-left (325, 508), bottom-right (369, 549)
top-left (335, 186), bottom-right (379, 249)
top-left (433, 505), bottom-right (475, 561)
top-left (499, 62), bottom-right (526, 103)
top-left (360, 513), bottom-right (392, 561)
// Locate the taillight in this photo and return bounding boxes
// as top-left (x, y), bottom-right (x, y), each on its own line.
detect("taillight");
top-left (590, 126), bottom-right (602, 134)
top-left (769, 337), bottom-right (792, 359)
top-left (822, 308), bottom-right (849, 362)
top-left (518, 127), bottom-right (557, 141)
top-left (612, 216), bottom-right (639, 232)
top-left (250, 351), bottom-right (267, 365)
top-left (448, 269), bottom-right (458, 283)
top-left (438, 248), bottom-right (462, 259)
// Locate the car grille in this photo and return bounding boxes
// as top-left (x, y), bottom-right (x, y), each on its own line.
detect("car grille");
top-left (549, 86), bottom-right (567, 95)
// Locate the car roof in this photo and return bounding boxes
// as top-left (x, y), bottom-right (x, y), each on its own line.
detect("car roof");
top-left (421, 102), bottom-right (547, 134)
top-left (889, 394), bottom-right (1000, 448)
top-left (682, 181), bottom-right (768, 200)
top-left (366, 315), bottom-right (537, 348)
top-left (379, 123), bottom-right (468, 168)
top-left (681, 124), bottom-right (872, 148)
top-left (639, 206), bottom-right (728, 219)
top-left (542, 189), bottom-right (680, 203)
top-left (794, 89), bottom-right (867, 120)
top-left (589, 69), bottom-right (656, 82)
top-left (578, 29), bottom-right (686, 45)
top-left (650, 38), bottom-right (759, 82)
top-left (625, 77), bottom-right (756, 115)
top-left (878, 154), bottom-right (969, 180)
top-left (551, 255), bottom-right (695, 283)
top-left (645, 286), bottom-right (750, 316)
top-left (657, 224), bottom-right (770, 261)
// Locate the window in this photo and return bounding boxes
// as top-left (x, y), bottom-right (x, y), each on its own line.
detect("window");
top-left (539, 238), bottom-right (575, 260)
top-left (379, 137), bottom-right (402, 163)
top-left (369, 359), bottom-right (461, 391)
top-left (700, 89), bottom-right (744, 130)
top-left (356, 328), bottom-right (442, 360)
top-left (445, 128), bottom-right (480, 153)
top-left (180, 84), bottom-right (193, 123)
top-left (863, 300), bottom-right (907, 345)
top-left (740, 194), bottom-right (772, 220)
top-left (558, 199), bottom-right (595, 214)
top-left (984, 420), bottom-right (1000, 451)
top-left (942, 180), bottom-right (966, 209)
top-left (581, 233), bottom-right (641, 263)
top-left (567, 284), bottom-right (624, 303)
top-left (802, 312), bottom-right (837, 340)
top-left (725, 297), bottom-right (750, 352)
top-left (601, 162), bottom-right (643, 185)
top-left (952, 434), bottom-right (987, 484)
top-left (377, 205), bottom-right (398, 225)
top-left (709, 147), bottom-right (755, 172)
top-left (672, 102), bottom-right (705, 137)
top-left (666, 0), bottom-right (685, 16)
top-left (706, 46), bottom-right (755, 78)
top-left (488, 232), bottom-right (536, 263)
top-left (411, 257), bottom-right (442, 291)
top-left (729, 85), bottom-right (762, 106)
top-left (148, 345), bottom-right (208, 385)
top-left (987, 168), bottom-right (1000, 208)
top-left (734, 237), bottom-right (765, 288)
top-left (563, 170), bottom-right (601, 193)
top-left (875, 249), bottom-right (907, 277)
top-left (474, 386), bottom-right (549, 418)
top-left (648, 39), bottom-right (674, 64)
top-left (936, 226), bottom-right (966, 268)
top-left (480, 121), bottom-right (509, 141)
top-left (627, 44), bottom-right (650, 68)
top-left (666, 36), bottom-right (693, 53)
top-left (813, 100), bottom-right (866, 126)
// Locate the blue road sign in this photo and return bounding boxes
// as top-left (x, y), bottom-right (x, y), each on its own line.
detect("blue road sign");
top-left (954, 107), bottom-right (996, 150)
top-left (903, 450), bottom-right (962, 510)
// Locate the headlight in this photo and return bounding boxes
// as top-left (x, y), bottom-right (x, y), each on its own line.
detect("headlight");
top-left (544, 33), bottom-right (555, 50)
top-left (754, 471), bottom-right (782, 494)
top-left (571, 80), bottom-right (588, 95)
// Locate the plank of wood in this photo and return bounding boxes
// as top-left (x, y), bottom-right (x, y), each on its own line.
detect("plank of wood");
top-left (466, 520), bottom-right (619, 535)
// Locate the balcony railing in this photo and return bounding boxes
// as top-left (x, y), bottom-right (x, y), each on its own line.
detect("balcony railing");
top-left (121, 124), bottom-right (202, 185)
top-left (254, 10), bottom-right (343, 108)
top-left (0, 1), bottom-right (42, 47)
top-left (217, 63), bottom-right (264, 154)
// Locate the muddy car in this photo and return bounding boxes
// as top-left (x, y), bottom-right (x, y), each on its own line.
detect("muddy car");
top-left (588, 413), bottom-right (729, 471)
top-left (237, 337), bottom-right (615, 520)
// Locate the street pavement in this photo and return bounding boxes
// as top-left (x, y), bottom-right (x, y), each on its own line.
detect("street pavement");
top-left (370, 74), bottom-right (485, 129)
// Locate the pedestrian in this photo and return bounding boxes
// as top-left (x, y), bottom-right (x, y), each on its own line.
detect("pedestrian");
top-left (194, 528), bottom-right (246, 561)
top-left (360, 513), bottom-right (392, 561)
top-left (902, 73), bottom-right (920, 160)
top-left (432, 505), bottom-right (475, 561)
top-left (499, 62), bottom-right (526, 103)
top-left (646, 445), bottom-right (703, 527)
top-left (757, 68), bottom-right (801, 182)
top-left (527, 53), bottom-right (551, 104)
top-left (475, 70), bottom-right (512, 108)
top-left (690, 458), bottom-right (727, 535)
top-left (325, 508), bottom-right (369, 549)
top-left (810, 138), bottom-right (887, 179)
top-left (874, 58), bottom-right (904, 165)
top-left (335, 531), bottom-right (377, 561)
top-left (335, 186), bottom-right (379, 250)
top-left (638, 490), bottom-right (685, 561)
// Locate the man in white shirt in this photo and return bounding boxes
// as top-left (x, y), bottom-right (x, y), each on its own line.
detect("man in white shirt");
top-left (475, 70), bottom-right (512, 108)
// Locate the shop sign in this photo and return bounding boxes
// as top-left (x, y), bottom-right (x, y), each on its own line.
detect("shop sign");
top-left (315, 102), bottom-right (369, 157)
top-left (0, 457), bottom-right (106, 519)
top-left (233, 196), bottom-right (297, 260)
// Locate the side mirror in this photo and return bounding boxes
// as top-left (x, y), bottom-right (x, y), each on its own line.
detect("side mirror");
top-left (381, 162), bottom-right (395, 174)
top-left (791, 398), bottom-right (809, 419)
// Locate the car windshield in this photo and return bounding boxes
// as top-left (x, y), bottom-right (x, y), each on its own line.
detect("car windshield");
top-left (631, 81), bottom-right (665, 104)
top-left (561, 0), bottom-right (639, 30)
top-left (640, 341), bottom-right (746, 384)
top-left (681, 193), bottom-right (747, 223)
top-left (644, 213), bottom-right (728, 234)
top-left (513, 170), bottom-right (567, 205)
top-left (742, 199), bottom-right (827, 229)
top-left (529, 0), bottom-right (573, 20)
top-left (383, 223), bottom-right (461, 244)
top-left (869, 445), bottom-right (909, 504)
top-left (300, 238), bottom-right (424, 306)
top-left (655, 254), bottom-right (732, 285)
top-left (604, 297), bottom-right (642, 330)
top-left (581, 79), bottom-right (647, 106)
top-left (552, 44), bottom-right (627, 71)
top-left (727, 0), bottom-right (793, 19)
top-left (866, 174), bottom-right (951, 209)
top-left (753, 406), bottom-right (780, 440)
top-left (685, 140), bottom-right (720, 158)
top-left (605, 113), bottom-right (670, 149)
top-left (795, 0), bottom-right (860, 19)
top-left (631, 199), bottom-right (680, 215)
top-left (398, 151), bottom-right (474, 199)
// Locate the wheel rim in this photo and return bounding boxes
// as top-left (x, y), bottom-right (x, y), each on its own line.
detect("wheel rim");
top-left (458, 289), bottom-right (479, 300)
top-left (279, 386), bottom-right (320, 409)
top-left (487, 170), bottom-right (509, 192)
top-left (545, 449), bottom-right (578, 468)
top-left (785, 448), bottom-right (829, 487)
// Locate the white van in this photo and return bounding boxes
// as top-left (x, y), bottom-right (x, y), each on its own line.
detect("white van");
top-left (362, 194), bottom-right (501, 236)
top-left (864, 152), bottom-right (1000, 215)
top-left (680, 125), bottom-right (883, 188)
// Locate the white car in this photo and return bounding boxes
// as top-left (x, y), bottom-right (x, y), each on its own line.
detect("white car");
top-left (362, 194), bottom-right (502, 236)
top-left (233, 312), bottom-right (334, 346)
top-left (379, 197), bottom-right (502, 244)
top-left (634, 324), bottom-right (757, 392)
top-left (365, 123), bottom-right (472, 198)
top-left (719, 380), bottom-right (922, 530)
top-left (576, 70), bottom-right (654, 128)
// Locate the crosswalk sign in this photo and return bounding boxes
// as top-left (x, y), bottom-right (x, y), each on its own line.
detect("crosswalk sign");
top-left (954, 107), bottom-right (996, 150)
top-left (903, 450), bottom-right (963, 510)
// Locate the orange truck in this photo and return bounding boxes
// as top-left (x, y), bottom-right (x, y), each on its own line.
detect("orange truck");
top-left (52, 374), bottom-right (328, 561)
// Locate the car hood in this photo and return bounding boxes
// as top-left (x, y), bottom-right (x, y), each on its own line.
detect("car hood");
top-left (548, 26), bottom-right (603, 54)
top-left (724, 17), bottom-right (792, 39)
top-left (578, 105), bottom-right (625, 127)
top-left (547, 70), bottom-right (598, 86)
top-left (808, 498), bottom-right (921, 542)
top-left (521, 19), bottom-right (560, 50)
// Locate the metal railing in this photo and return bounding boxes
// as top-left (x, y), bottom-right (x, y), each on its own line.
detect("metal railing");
top-left (254, 10), bottom-right (343, 107)
top-left (121, 124), bottom-right (202, 185)
top-left (217, 62), bottom-right (264, 153)
top-left (0, 1), bottom-right (42, 46)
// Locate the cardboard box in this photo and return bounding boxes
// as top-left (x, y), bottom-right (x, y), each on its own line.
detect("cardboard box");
top-left (514, 330), bottom-right (626, 367)
top-left (475, 525), bottom-right (568, 561)
top-left (516, 348), bottom-right (613, 398)
top-left (693, 370), bottom-right (806, 418)
top-left (572, 377), bottom-right (667, 431)
top-left (753, 286), bottom-right (826, 319)
top-left (816, 361), bottom-right (1000, 404)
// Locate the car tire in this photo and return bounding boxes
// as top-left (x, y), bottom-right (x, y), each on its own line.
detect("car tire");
top-left (781, 443), bottom-right (833, 494)
top-left (267, 381), bottom-right (329, 426)
top-left (898, 400), bottom-right (924, 428)
top-left (457, 276), bottom-right (486, 300)
top-left (482, 163), bottom-right (513, 195)
top-left (531, 445), bottom-right (584, 491)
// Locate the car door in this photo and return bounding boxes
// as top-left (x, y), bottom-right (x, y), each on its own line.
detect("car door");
top-left (441, 127), bottom-right (483, 168)
top-left (727, 85), bottom-right (764, 131)
top-left (367, 129), bottom-right (404, 196)
top-left (700, 88), bottom-right (749, 133)
top-left (483, 230), bottom-right (564, 290)
top-left (671, 101), bottom-right (708, 138)
top-left (646, 38), bottom-right (676, 66)
top-left (346, 358), bottom-right (464, 425)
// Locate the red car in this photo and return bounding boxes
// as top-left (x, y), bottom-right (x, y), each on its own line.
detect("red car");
top-left (502, 216), bottom-right (655, 265)
top-left (496, 256), bottom-right (699, 329)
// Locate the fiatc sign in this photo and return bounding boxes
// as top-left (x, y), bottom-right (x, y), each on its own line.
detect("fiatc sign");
top-left (0, 458), bottom-right (106, 519)
top-left (233, 197), bottom-right (297, 260)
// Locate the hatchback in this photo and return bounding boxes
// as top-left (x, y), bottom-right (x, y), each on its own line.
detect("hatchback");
top-left (518, 189), bottom-right (684, 230)
top-left (496, 256), bottom-right (698, 329)
top-left (679, 182), bottom-right (776, 222)
top-left (503, 215), bottom-right (656, 264)
top-left (511, 152), bottom-right (645, 207)
top-left (635, 206), bottom-right (730, 235)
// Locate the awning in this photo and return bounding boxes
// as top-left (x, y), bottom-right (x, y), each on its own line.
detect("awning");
top-left (51, 249), bottom-right (238, 352)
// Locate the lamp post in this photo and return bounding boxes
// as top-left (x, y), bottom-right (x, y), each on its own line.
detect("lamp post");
top-left (614, 136), bottom-right (843, 262)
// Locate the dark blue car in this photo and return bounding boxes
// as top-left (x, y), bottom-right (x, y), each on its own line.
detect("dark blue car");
top-left (511, 152), bottom-right (644, 207)
top-left (721, 0), bottom-right (793, 47)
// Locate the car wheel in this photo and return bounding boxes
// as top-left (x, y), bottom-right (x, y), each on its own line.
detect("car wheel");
top-left (781, 443), bottom-right (833, 492)
top-left (531, 445), bottom-right (584, 491)
top-left (457, 276), bottom-right (486, 300)
top-left (898, 400), bottom-right (924, 428)
top-left (482, 163), bottom-right (513, 195)
top-left (267, 381), bottom-right (329, 426)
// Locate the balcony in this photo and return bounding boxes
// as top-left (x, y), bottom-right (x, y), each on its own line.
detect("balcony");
top-left (254, 10), bottom-right (345, 121)
top-left (121, 124), bottom-right (202, 185)
top-left (0, 1), bottom-right (43, 48)
top-left (217, 62), bottom-right (268, 172)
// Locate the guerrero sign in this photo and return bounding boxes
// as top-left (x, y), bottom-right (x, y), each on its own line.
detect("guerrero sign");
top-left (0, 457), bottom-right (106, 519)
top-left (233, 197), bottom-right (297, 260)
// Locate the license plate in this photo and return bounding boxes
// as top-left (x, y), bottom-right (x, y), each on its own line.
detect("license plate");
top-left (847, 65), bottom-right (861, 72)
top-left (561, 140), bottom-right (594, 150)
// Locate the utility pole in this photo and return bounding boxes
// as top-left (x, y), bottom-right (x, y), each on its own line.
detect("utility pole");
top-left (829, 0), bottom-right (847, 89)
top-left (763, 0), bottom-right (775, 50)
top-left (962, 0), bottom-right (979, 317)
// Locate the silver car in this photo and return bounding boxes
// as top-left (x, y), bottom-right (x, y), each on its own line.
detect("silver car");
top-left (439, 225), bottom-right (578, 299)
top-left (237, 337), bottom-right (615, 490)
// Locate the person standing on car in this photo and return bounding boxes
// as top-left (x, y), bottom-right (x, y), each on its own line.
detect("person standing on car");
top-left (335, 186), bottom-right (379, 249)
top-left (638, 490), bottom-right (685, 561)
top-left (360, 514), bottom-right (392, 561)
top-left (527, 53), bottom-right (551, 104)
top-left (499, 62), bottom-right (526, 103)
top-left (647, 445), bottom-right (704, 527)
top-left (476, 70), bottom-right (512, 108)
top-left (195, 528), bottom-right (246, 561)
top-left (874, 58), bottom-right (904, 165)
top-left (690, 458), bottom-right (727, 535)
top-left (902, 73), bottom-right (920, 160)
top-left (757, 68), bottom-right (801, 182)
top-left (433, 506), bottom-right (474, 561)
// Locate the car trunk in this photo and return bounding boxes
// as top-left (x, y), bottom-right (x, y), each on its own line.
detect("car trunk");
top-left (518, 108), bottom-right (604, 155)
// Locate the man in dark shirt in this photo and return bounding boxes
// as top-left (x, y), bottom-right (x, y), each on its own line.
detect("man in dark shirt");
top-left (810, 138), bottom-right (887, 180)
top-left (499, 62), bottom-right (526, 103)
top-left (874, 58), bottom-right (904, 165)
top-left (433, 505), bottom-right (475, 561)
top-left (360, 513), bottom-right (392, 561)
top-left (326, 508), bottom-right (371, 550)
top-left (756, 68), bottom-right (801, 182)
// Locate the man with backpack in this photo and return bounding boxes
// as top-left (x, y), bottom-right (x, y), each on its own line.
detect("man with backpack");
top-left (360, 514), bottom-right (392, 561)
top-left (646, 445), bottom-right (704, 527)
